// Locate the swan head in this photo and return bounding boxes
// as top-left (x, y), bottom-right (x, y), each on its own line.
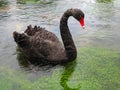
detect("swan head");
top-left (71, 9), bottom-right (85, 29)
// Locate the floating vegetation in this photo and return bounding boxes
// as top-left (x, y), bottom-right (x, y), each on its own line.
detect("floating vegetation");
top-left (17, 0), bottom-right (54, 4)
top-left (97, 0), bottom-right (113, 3)
top-left (0, 0), bottom-right (8, 7)
top-left (0, 47), bottom-right (120, 90)
top-left (17, 0), bottom-right (39, 4)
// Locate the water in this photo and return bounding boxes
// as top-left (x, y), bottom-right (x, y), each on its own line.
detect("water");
top-left (0, 0), bottom-right (120, 90)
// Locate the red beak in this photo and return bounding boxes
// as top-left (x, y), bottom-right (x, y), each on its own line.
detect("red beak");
top-left (79, 18), bottom-right (85, 29)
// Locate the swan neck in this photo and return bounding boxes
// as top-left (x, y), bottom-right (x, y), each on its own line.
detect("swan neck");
top-left (60, 11), bottom-right (77, 61)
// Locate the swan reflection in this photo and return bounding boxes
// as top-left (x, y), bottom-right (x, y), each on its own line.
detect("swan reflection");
top-left (60, 60), bottom-right (80, 90)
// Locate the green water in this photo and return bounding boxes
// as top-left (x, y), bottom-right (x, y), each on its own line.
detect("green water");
top-left (0, 48), bottom-right (120, 90)
top-left (0, 0), bottom-right (120, 90)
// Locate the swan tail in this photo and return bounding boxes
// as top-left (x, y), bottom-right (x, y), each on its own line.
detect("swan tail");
top-left (13, 31), bottom-right (29, 48)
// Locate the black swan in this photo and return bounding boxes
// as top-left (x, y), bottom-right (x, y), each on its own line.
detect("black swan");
top-left (13, 8), bottom-right (85, 65)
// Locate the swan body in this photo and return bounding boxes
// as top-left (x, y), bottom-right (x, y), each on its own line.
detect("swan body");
top-left (13, 8), bottom-right (85, 64)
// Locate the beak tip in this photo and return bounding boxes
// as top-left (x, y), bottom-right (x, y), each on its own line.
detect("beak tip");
top-left (82, 25), bottom-right (85, 29)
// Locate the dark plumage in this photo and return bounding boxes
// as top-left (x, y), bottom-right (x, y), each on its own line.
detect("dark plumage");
top-left (13, 8), bottom-right (85, 65)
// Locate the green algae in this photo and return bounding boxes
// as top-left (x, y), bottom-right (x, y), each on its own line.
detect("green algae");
top-left (0, 0), bottom-right (8, 7)
top-left (97, 0), bottom-right (113, 3)
top-left (17, 0), bottom-right (54, 4)
top-left (0, 47), bottom-right (120, 90)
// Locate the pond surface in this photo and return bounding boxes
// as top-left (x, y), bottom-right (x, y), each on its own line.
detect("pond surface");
top-left (0, 0), bottom-right (120, 90)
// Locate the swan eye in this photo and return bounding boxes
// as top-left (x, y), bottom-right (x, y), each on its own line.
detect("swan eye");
top-left (79, 15), bottom-right (82, 18)
top-left (18, 34), bottom-right (20, 37)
